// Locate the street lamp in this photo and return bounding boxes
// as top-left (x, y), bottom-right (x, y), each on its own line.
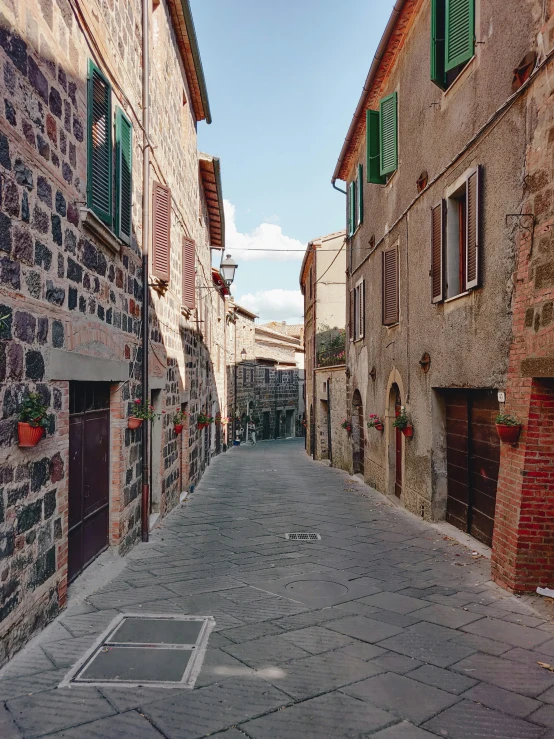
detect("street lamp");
top-left (220, 254), bottom-right (238, 287)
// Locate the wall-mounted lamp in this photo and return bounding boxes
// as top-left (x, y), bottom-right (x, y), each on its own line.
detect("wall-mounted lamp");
top-left (220, 254), bottom-right (238, 287)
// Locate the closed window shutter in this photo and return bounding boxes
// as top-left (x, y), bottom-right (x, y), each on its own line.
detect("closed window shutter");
top-left (431, 0), bottom-right (447, 89)
top-left (360, 280), bottom-right (365, 338)
top-left (152, 182), bottom-right (171, 282)
top-left (465, 166), bottom-right (480, 289)
top-left (182, 237), bottom-right (196, 309)
top-left (115, 108), bottom-right (132, 244)
top-left (431, 201), bottom-right (445, 303)
top-left (353, 180), bottom-right (358, 231)
top-left (348, 181), bottom-right (356, 235)
top-left (366, 109), bottom-right (386, 184)
top-left (87, 61), bottom-right (112, 225)
top-left (379, 93), bottom-right (398, 176)
top-left (445, 0), bottom-right (474, 72)
top-left (357, 164), bottom-right (364, 225)
top-left (349, 288), bottom-right (354, 341)
top-left (383, 248), bottom-right (399, 325)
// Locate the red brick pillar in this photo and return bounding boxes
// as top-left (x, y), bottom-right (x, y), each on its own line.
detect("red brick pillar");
top-left (492, 379), bottom-right (554, 592)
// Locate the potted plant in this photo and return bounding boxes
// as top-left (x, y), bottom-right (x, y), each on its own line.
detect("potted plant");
top-left (393, 406), bottom-right (413, 437)
top-left (18, 392), bottom-right (49, 447)
top-left (367, 413), bottom-right (384, 432)
top-left (197, 412), bottom-right (213, 429)
top-left (129, 399), bottom-right (158, 429)
top-left (341, 419), bottom-right (352, 433)
top-left (496, 413), bottom-right (522, 444)
top-left (173, 409), bottom-right (186, 435)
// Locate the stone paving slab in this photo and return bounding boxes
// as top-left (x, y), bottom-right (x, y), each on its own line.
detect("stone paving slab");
top-left (3, 440), bottom-right (554, 738)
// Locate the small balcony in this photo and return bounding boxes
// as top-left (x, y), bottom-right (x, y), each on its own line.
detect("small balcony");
top-left (316, 330), bottom-right (346, 368)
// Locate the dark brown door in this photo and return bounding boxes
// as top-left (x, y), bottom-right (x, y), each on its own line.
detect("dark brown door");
top-left (445, 390), bottom-right (500, 547)
top-left (263, 412), bottom-right (270, 440)
top-left (357, 402), bottom-right (365, 475)
top-left (395, 389), bottom-right (402, 498)
top-left (68, 383), bottom-right (110, 583)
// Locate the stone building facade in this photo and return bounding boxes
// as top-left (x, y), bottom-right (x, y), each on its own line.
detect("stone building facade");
top-left (333, 0), bottom-right (554, 591)
top-left (300, 231), bottom-right (348, 470)
top-left (0, 0), bottom-right (227, 664)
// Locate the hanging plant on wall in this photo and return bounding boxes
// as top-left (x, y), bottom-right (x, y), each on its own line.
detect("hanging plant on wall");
top-left (340, 419), bottom-right (352, 433)
top-left (172, 410), bottom-right (187, 435)
top-left (367, 414), bottom-right (384, 432)
top-left (392, 406), bottom-right (413, 437)
top-left (18, 393), bottom-right (49, 448)
top-left (495, 413), bottom-right (522, 444)
top-left (129, 399), bottom-right (159, 429)
top-left (197, 412), bottom-right (213, 429)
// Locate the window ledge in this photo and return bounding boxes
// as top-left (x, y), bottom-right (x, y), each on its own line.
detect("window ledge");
top-left (384, 322), bottom-right (400, 329)
top-left (442, 56), bottom-right (476, 100)
top-left (444, 290), bottom-right (470, 304)
top-left (80, 208), bottom-right (121, 254)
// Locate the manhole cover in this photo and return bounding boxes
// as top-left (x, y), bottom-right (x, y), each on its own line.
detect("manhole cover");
top-left (284, 580), bottom-right (349, 598)
top-left (60, 614), bottom-right (214, 689)
top-left (285, 533), bottom-right (321, 541)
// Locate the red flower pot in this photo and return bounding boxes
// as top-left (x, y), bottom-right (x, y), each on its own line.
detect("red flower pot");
top-left (128, 417), bottom-right (143, 430)
top-left (496, 424), bottom-right (521, 444)
top-left (375, 423), bottom-right (384, 432)
top-left (18, 422), bottom-right (44, 448)
top-left (402, 425), bottom-right (413, 438)
top-left (174, 424), bottom-right (184, 435)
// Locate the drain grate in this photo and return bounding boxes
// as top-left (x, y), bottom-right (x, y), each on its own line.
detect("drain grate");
top-left (60, 613), bottom-right (214, 689)
top-left (285, 532), bottom-right (321, 541)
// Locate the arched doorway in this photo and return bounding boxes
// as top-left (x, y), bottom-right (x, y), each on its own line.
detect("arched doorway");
top-left (390, 383), bottom-right (402, 499)
top-left (352, 390), bottom-right (365, 475)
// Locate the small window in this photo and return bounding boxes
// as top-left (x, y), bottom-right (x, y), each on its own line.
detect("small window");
top-left (431, 167), bottom-right (480, 302)
top-left (382, 248), bottom-right (399, 326)
top-left (431, 0), bottom-right (475, 90)
top-left (242, 366), bottom-right (247, 385)
top-left (265, 368), bottom-right (269, 383)
top-left (353, 279), bottom-right (365, 341)
top-left (250, 368), bottom-right (254, 384)
top-left (347, 180), bottom-right (357, 236)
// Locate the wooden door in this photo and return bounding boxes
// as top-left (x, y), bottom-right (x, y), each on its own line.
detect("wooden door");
top-left (395, 388), bottom-right (402, 498)
top-left (445, 390), bottom-right (499, 547)
top-left (263, 412), bottom-right (270, 440)
top-left (68, 383), bottom-right (110, 583)
top-left (357, 402), bottom-right (365, 475)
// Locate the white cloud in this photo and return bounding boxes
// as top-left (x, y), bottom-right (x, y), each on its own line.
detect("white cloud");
top-left (224, 200), bottom-right (305, 262)
top-left (236, 289), bottom-right (304, 324)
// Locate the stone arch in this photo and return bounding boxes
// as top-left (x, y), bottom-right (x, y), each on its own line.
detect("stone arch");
top-left (385, 369), bottom-right (406, 499)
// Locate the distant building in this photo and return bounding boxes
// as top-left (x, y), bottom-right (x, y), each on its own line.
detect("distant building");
top-left (300, 231), bottom-right (349, 471)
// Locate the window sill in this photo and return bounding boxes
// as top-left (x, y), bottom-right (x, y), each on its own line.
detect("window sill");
top-left (442, 56), bottom-right (476, 100)
top-left (384, 322), bottom-right (400, 329)
top-left (80, 208), bottom-right (121, 254)
top-left (444, 290), bottom-right (470, 304)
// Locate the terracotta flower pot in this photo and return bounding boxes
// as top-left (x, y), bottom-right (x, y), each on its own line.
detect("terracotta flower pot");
top-left (375, 423), bottom-right (384, 432)
top-left (18, 422), bottom-right (44, 448)
top-left (401, 425), bottom-right (413, 438)
top-left (496, 423), bottom-right (521, 444)
top-left (174, 424), bottom-right (184, 435)
top-left (128, 417), bottom-right (143, 430)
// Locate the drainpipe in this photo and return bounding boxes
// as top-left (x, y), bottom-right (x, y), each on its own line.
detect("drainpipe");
top-left (141, 0), bottom-right (150, 543)
top-left (327, 375), bottom-right (332, 467)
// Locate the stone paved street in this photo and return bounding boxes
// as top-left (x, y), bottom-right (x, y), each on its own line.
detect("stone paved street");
top-left (3, 439), bottom-right (554, 737)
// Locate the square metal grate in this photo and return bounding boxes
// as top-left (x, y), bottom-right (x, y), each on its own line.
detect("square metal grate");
top-left (285, 533), bottom-right (321, 541)
top-left (60, 613), bottom-right (214, 689)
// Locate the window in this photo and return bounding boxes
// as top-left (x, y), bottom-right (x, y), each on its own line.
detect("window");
top-left (357, 164), bottom-right (364, 226)
top-left (309, 268), bottom-right (312, 299)
top-left (250, 368), bottom-right (254, 385)
top-left (87, 62), bottom-right (133, 240)
top-left (366, 93), bottom-right (398, 183)
top-left (242, 366), bottom-right (247, 386)
top-left (353, 279), bottom-right (365, 341)
top-left (152, 181), bottom-right (171, 282)
top-left (431, 0), bottom-right (475, 90)
top-left (431, 167), bottom-right (480, 302)
top-left (347, 180), bottom-right (357, 236)
top-left (182, 237), bottom-right (195, 309)
top-left (265, 368), bottom-right (269, 384)
top-left (382, 247), bottom-right (399, 325)
top-left (87, 61), bottom-right (112, 225)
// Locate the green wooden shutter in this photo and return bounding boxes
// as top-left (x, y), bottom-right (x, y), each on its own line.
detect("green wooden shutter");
top-left (445, 0), bottom-right (474, 72)
top-left (87, 60), bottom-right (112, 225)
top-left (357, 164), bottom-right (364, 225)
top-left (348, 181), bottom-right (355, 236)
top-left (366, 109), bottom-right (386, 184)
top-left (352, 179), bottom-right (358, 231)
top-left (431, 0), bottom-right (447, 89)
top-left (379, 93), bottom-right (398, 177)
top-left (115, 108), bottom-right (132, 244)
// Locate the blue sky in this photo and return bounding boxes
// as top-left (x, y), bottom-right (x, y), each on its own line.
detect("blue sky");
top-left (192, 0), bottom-right (395, 322)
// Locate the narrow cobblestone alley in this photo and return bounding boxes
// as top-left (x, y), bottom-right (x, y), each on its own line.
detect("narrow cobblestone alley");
top-left (3, 439), bottom-right (554, 738)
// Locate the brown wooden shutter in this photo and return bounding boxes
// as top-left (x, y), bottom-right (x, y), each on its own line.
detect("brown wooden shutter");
top-left (431, 201), bottom-right (445, 303)
top-left (360, 280), bottom-right (365, 339)
top-left (465, 166), bottom-right (480, 290)
top-left (182, 237), bottom-right (196, 309)
top-left (349, 289), bottom-right (354, 341)
top-left (152, 182), bottom-right (171, 282)
top-left (382, 248), bottom-right (399, 325)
